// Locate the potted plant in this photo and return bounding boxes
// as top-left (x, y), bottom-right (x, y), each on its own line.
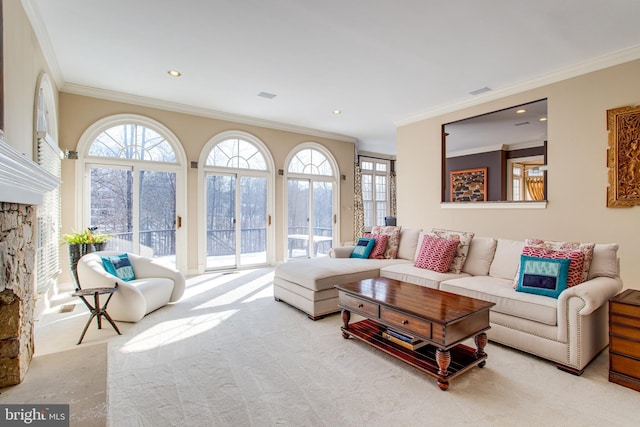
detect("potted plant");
top-left (62, 226), bottom-right (110, 289)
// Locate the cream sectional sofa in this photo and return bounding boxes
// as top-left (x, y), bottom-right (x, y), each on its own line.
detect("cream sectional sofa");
top-left (273, 228), bottom-right (623, 374)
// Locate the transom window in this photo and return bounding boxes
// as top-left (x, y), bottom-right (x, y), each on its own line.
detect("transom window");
top-left (288, 148), bottom-right (333, 175)
top-left (206, 138), bottom-right (267, 170)
top-left (88, 124), bottom-right (177, 162)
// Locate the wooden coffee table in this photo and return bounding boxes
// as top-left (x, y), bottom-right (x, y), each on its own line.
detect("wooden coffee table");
top-left (336, 277), bottom-right (495, 390)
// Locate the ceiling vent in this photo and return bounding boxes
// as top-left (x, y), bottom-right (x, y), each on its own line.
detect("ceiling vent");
top-left (469, 86), bottom-right (491, 96)
top-left (258, 91), bottom-right (277, 99)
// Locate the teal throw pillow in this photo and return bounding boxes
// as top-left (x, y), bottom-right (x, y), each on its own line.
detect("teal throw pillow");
top-left (516, 255), bottom-right (570, 298)
top-left (101, 253), bottom-right (136, 282)
top-left (350, 238), bottom-right (376, 259)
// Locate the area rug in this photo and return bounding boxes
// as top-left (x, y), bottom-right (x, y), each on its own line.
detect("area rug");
top-left (0, 342), bottom-right (107, 427)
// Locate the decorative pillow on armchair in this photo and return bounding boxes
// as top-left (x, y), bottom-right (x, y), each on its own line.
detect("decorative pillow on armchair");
top-left (414, 234), bottom-right (460, 273)
top-left (101, 253), bottom-right (136, 282)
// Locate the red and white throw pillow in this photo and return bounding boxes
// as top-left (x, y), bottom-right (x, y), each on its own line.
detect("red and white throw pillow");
top-left (414, 234), bottom-right (460, 273)
top-left (370, 225), bottom-right (402, 259)
top-left (364, 232), bottom-right (389, 259)
top-left (513, 246), bottom-right (586, 288)
top-left (524, 239), bottom-right (594, 283)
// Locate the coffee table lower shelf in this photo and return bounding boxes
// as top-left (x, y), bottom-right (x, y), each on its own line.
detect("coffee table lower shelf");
top-left (341, 319), bottom-right (487, 390)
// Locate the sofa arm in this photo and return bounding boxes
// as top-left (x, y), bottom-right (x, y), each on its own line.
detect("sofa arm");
top-left (329, 246), bottom-right (355, 258)
top-left (558, 276), bottom-right (623, 316)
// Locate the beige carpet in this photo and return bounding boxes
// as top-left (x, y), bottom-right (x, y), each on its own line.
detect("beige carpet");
top-left (0, 342), bottom-right (107, 427)
top-left (25, 268), bottom-right (640, 426)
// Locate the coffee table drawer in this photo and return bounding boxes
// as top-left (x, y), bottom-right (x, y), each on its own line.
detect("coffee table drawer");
top-left (380, 306), bottom-right (431, 339)
top-left (339, 293), bottom-right (379, 318)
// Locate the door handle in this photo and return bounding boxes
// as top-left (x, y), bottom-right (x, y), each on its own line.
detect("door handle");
top-left (176, 216), bottom-right (182, 229)
top-left (268, 215), bottom-right (271, 226)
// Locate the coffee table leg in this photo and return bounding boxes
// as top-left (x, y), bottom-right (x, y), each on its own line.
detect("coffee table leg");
top-left (435, 348), bottom-right (451, 391)
top-left (341, 309), bottom-right (351, 339)
top-left (474, 332), bottom-right (488, 368)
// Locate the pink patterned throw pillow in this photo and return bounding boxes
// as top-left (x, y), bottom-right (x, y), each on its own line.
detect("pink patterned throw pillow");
top-left (364, 233), bottom-right (389, 259)
top-left (513, 246), bottom-right (586, 289)
top-left (525, 239), bottom-right (594, 283)
top-left (414, 234), bottom-right (460, 273)
top-left (371, 225), bottom-right (402, 259)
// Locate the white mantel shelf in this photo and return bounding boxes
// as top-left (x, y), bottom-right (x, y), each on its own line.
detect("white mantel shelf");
top-left (0, 138), bottom-right (60, 205)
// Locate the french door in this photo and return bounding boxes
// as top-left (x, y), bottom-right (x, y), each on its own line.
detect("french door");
top-left (87, 164), bottom-right (178, 266)
top-left (205, 172), bottom-right (268, 269)
top-left (287, 179), bottom-right (334, 258)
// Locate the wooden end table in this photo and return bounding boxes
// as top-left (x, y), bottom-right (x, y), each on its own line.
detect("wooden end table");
top-left (336, 277), bottom-right (495, 391)
top-left (72, 286), bottom-right (122, 345)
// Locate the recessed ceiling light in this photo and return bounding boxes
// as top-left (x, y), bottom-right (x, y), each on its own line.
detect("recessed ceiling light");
top-left (516, 109), bottom-right (527, 114)
top-left (333, 110), bottom-right (342, 115)
top-left (167, 70), bottom-right (181, 77)
top-left (539, 117), bottom-right (548, 122)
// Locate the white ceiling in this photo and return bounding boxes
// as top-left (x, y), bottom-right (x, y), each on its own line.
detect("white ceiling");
top-left (24, 0), bottom-right (640, 155)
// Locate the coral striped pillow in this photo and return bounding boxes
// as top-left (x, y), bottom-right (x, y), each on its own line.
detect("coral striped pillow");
top-left (414, 234), bottom-right (460, 273)
top-left (513, 246), bottom-right (585, 288)
top-left (364, 233), bottom-right (389, 259)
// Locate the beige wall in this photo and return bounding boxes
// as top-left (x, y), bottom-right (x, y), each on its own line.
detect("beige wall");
top-left (59, 93), bottom-right (356, 275)
top-left (2, 0), bottom-right (58, 156)
top-left (397, 59), bottom-right (640, 290)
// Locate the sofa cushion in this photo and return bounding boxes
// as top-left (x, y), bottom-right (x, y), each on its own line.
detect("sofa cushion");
top-left (588, 243), bottom-right (619, 279)
top-left (515, 255), bottom-right (571, 299)
top-left (371, 225), bottom-right (402, 259)
top-left (274, 257), bottom-right (411, 291)
top-left (440, 275), bottom-right (558, 326)
top-left (431, 228), bottom-right (474, 274)
top-left (462, 236), bottom-right (497, 276)
top-left (380, 263), bottom-right (469, 289)
top-left (397, 228), bottom-right (422, 261)
top-left (488, 239), bottom-right (525, 280)
top-left (414, 234), bottom-right (459, 273)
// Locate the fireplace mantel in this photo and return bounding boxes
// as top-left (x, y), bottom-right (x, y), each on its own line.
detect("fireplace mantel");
top-left (0, 138), bottom-right (60, 205)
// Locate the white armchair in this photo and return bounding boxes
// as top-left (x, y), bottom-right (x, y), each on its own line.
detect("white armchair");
top-left (77, 251), bottom-right (185, 322)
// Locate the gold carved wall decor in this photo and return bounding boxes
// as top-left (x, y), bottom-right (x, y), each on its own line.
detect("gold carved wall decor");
top-left (607, 105), bottom-right (640, 207)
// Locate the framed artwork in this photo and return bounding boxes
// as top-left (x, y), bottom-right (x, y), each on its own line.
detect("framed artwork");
top-left (607, 105), bottom-right (640, 207)
top-left (450, 167), bottom-right (487, 202)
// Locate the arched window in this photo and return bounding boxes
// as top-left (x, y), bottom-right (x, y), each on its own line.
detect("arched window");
top-left (206, 138), bottom-right (267, 170)
top-left (78, 115), bottom-right (186, 271)
top-left (287, 148), bottom-right (333, 175)
top-left (35, 73), bottom-right (62, 294)
top-left (88, 124), bottom-right (177, 162)
top-left (199, 131), bottom-right (274, 271)
top-left (284, 144), bottom-right (339, 259)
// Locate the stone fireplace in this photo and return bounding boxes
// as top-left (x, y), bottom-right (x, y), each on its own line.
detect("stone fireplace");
top-left (0, 138), bottom-right (59, 387)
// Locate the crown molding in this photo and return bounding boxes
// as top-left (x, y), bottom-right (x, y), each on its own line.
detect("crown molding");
top-left (396, 43), bottom-right (640, 127)
top-left (21, 0), bottom-right (65, 88)
top-left (61, 83), bottom-right (358, 144)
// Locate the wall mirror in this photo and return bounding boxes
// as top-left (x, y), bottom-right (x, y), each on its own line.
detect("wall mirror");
top-left (442, 99), bottom-right (547, 203)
